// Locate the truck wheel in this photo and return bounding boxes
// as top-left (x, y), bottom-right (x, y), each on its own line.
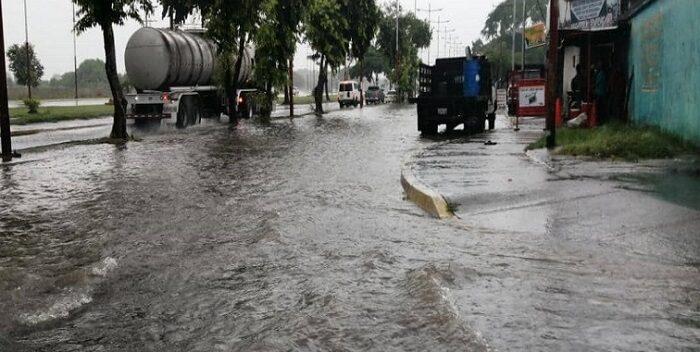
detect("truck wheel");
top-left (176, 98), bottom-right (190, 128)
top-left (188, 102), bottom-right (201, 126)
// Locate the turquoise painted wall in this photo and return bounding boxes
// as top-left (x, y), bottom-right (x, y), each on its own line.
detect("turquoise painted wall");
top-left (629, 0), bottom-right (700, 144)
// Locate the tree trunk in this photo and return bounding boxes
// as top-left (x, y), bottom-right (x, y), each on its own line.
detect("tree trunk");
top-left (230, 33), bottom-right (247, 121)
top-left (289, 58), bottom-right (294, 117)
top-left (360, 60), bottom-right (364, 108)
top-left (283, 83), bottom-right (290, 105)
top-left (314, 55), bottom-right (325, 114)
top-left (101, 23), bottom-right (128, 140)
top-left (324, 61), bottom-right (330, 102)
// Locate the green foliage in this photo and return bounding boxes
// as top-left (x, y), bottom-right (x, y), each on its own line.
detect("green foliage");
top-left (73, 0), bottom-right (153, 32)
top-left (482, 0), bottom-right (547, 39)
top-left (48, 59), bottom-right (123, 91)
top-left (253, 0), bottom-right (308, 101)
top-left (476, 0), bottom-right (547, 81)
top-left (22, 98), bottom-right (41, 114)
top-left (527, 123), bottom-right (699, 160)
top-left (375, 6), bottom-right (431, 98)
top-left (9, 105), bottom-right (113, 125)
top-left (346, 0), bottom-right (380, 62)
top-left (349, 47), bottom-right (388, 82)
top-left (304, 0), bottom-right (349, 70)
top-left (7, 43), bottom-right (44, 87)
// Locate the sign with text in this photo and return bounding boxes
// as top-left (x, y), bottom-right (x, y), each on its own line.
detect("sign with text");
top-left (518, 86), bottom-right (545, 108)
top-left (524, 23), bottom-right (547, 49)
top-left (560, 0), bottom-right (621, 31)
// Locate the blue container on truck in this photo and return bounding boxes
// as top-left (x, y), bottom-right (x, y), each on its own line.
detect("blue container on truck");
top-left (416, 55), bottom-right (495, 135)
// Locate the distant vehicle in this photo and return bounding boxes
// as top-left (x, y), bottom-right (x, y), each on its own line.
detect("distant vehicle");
top-left (365, 86), bottom-right (385, 104)
top-left (338, 81), bottom-right (361, 108)
top-left (292, 86), bottom-right (300, 96)
top-left (416, 55), bottom-right (496, 135)
top-left (123, 27), bottom-right (257, 127)
top-left (385, 90), bottom-right (398, 103)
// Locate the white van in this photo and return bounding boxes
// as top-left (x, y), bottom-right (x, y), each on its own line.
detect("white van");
top-left (338, 81), bottom-right (361, 108)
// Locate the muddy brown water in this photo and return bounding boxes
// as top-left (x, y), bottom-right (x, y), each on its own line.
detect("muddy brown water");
top-left (0, 106), bottom-right (698, 351)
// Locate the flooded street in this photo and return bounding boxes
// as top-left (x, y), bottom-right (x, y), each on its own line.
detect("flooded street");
top-left (1, 105), bottom-right (698, 351)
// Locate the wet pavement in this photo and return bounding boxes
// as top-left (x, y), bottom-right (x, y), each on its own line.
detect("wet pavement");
top-left (411, 115), bottom-right (700, 350)
top-left (0, 105), bottom-right (698, 351)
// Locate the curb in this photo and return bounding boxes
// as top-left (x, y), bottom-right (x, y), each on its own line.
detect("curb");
top-left (400, 160), bottom-right (453, 219)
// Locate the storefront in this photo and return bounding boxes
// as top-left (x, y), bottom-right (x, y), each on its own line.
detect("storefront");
top-left (555, 0), bottom-right (630, 123)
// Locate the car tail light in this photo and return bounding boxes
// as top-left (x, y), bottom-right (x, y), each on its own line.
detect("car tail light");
top-left (238, 96), bottom-right (244, 104)
top-left (161, 93), bottom-right (170, 103)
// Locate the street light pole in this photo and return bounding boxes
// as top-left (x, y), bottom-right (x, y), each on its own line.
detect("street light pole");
top-left (433, 17), bottom-right (449, 60)
top-left (72, 2), bottom-right (78, 102)
top-left (417, 3), bottom-right (442, 64)
top-left (23, 0), bottom-right (32, 100)
top-left (0, 0), bottom-right (15, 161)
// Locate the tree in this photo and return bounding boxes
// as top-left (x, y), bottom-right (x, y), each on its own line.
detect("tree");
top-left (205, 0), bottom-right (263, 120)
top-left (73, 0), bottom-right (153, 140)
top-left (303, 0), bottom-right (349, 113)
top-left (477, 0), bottom-right (547, 82)
top-left (7, 43), bottom-right (44, 89)
top-left (349, 47), bottom-right (388, 84)
top-left (253, 0), bottom-right (308, 117)
top-left (344, 0), bottom-right (380, 108)
top-left (375, 6), bottom-right (431, 100)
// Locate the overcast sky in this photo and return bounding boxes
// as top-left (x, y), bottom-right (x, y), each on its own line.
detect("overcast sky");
top-left (2, 0), bottom-right (502, 78)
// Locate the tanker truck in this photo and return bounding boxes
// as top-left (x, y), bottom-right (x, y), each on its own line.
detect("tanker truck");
top-left (123, 27), bottom-right (255, 127)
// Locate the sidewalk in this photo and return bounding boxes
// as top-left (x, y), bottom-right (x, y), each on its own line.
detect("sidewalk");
top-left (406, 115), bottom-right (700, 349)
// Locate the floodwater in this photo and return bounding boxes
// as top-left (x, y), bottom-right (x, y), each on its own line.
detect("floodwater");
top-left (0, 105), bottom-right (698, 351)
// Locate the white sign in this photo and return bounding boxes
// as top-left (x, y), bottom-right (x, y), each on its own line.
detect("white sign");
top-left (496, 89), bottom-right (507, 110)
top-left (518, 86), bottom-right (545, 108)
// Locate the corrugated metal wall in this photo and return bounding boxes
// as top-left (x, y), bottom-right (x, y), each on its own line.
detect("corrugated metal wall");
top-left (628, 0), bottom-right (700, 144)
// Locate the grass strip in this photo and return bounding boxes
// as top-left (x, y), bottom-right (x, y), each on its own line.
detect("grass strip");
top-left (10, 105), bottom-right (114, 125)
top-left (527, 123), bottom-right (698, 160)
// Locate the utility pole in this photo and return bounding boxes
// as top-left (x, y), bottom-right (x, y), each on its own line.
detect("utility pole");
top-left (433, 16), bottom-right (450, 59)
top-left (443, 31), bottom-right (455, 57)
top-left (417, 3), bottom-right (442, 64)
top-left (522, 0), bottom-right (526, 70)
top-left (72, 2), bottom-right (78, 102)
top-left (23, 0), bottom-right (32, 100)
top-left (512, 0), bottom-right (516, 71)
top-left (395, 0), bottom-right (399, 62)
top-left (545, 0), bottom-right (559, 148)
top-left (1, 1), bottom-right (16, 161)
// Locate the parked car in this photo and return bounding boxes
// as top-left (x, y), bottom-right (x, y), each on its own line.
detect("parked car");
top-left (338, 81), bottom-right (361, 108)
top-left (365, 86), bottom-right (385, 104)
top-left (385, 90), bottom-right (398, 103)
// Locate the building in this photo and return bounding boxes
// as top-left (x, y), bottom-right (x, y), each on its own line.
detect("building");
top-left (626, 0), bottom-right (700, 144)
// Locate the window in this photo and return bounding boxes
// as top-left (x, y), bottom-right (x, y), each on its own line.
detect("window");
top-left (340, 83), bottom-right (353, 92)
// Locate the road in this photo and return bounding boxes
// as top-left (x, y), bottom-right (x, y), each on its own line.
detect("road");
top-left (9, 102), bottom-right (335, 151)
top-left (0, 105), bottom-right (698, 351)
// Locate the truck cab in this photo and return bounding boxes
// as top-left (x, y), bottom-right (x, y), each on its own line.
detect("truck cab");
top-left (416, 56), bottom-right (495, 135)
